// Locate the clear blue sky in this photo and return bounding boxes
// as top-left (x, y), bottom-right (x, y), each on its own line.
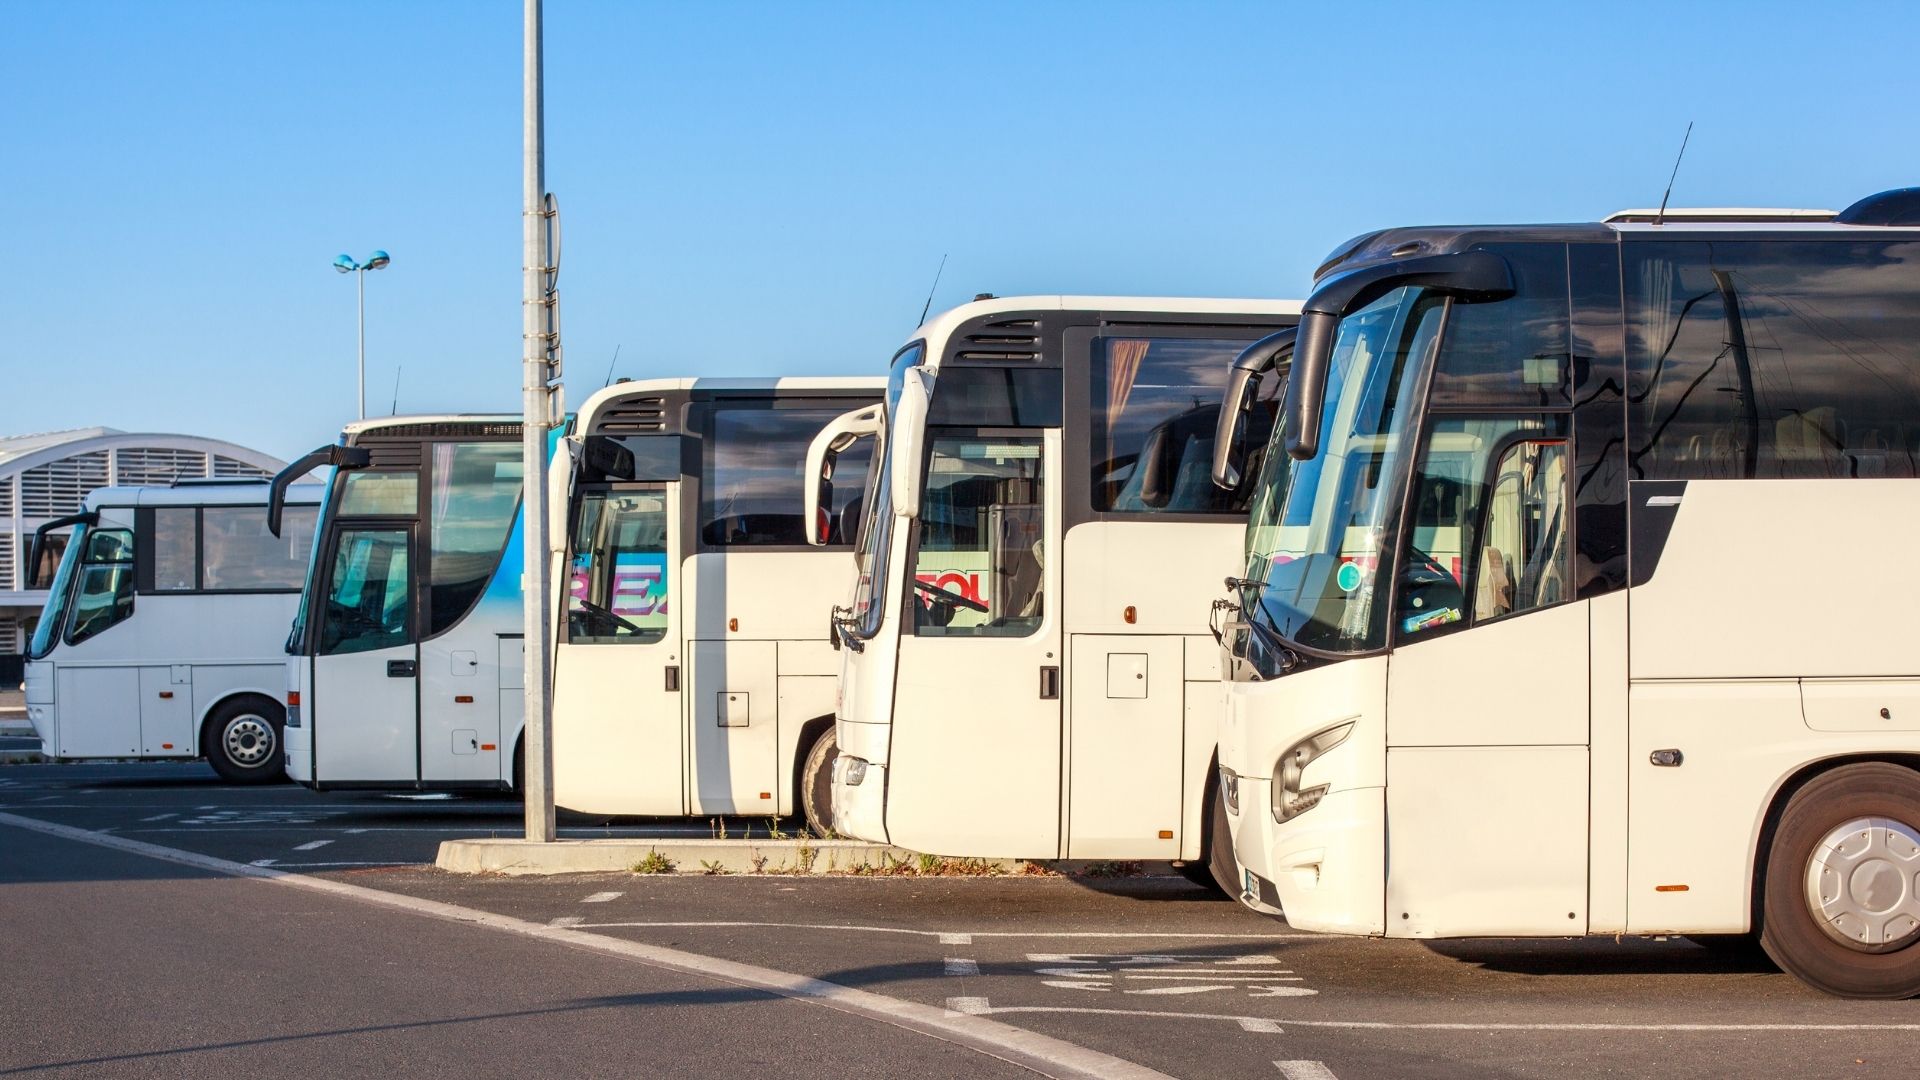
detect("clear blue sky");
top-left (3, 1), bottom-right (1916, 463)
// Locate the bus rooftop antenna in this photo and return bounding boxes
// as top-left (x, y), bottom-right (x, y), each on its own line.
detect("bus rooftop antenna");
top-left (918, 253), bottom-right (948, 326)
top-left (603, 344), bottom-right (622, 388)
top-left (1654, 121), bottom-right (1694, 226)
top-left (389, 365), bottom-right (402, 416)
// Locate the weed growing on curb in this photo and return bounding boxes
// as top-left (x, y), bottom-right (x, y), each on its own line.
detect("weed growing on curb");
top-left (631, 851), bottom-right (677, 874)
top-left (699, 859), bottom-right (728, 875)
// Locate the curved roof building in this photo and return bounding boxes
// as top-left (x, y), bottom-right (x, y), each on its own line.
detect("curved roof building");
top-left (0, 428), bottom-right (286, 657)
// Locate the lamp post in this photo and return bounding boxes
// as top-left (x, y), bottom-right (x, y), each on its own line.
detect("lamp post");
top-left (333, 250), bottom-right (392, 419)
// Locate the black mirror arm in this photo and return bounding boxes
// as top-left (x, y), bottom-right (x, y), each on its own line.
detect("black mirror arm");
top-left (29, 511), bottom-right (96, 583)
top-left (1212, 327), bottom-right (1298, 490)
top-left (269, 444), bottom-right (369, 537)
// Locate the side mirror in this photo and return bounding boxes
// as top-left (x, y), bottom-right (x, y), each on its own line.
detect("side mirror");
top-left (269, 444), bottom-right (369, 537)
top-left (29, 512), bottom-right (95, 585)
top-left (1213, 327), bottom-right (1297, 490)
top-left (889, 366), bottom-right (934, 520)
top-left (804, 403), bottom-right (884, 547)
top-left (548, 438), bottom-right (579, 552)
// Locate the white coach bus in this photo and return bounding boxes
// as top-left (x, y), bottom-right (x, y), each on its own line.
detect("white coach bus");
top-left (270, 415), bottom-right (531, 791)
top-left (23, 481), bottom-right (322, 781)
top-left (551, 377), bottom-right (882, 833)
top-left (1217, 187), bottom-right (1920, 997)
top-left (822, 295), bottom-right (1300, 889)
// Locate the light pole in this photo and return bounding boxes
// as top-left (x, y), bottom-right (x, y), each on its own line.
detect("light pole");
top-left (333, 250), bottom-right (392, 419)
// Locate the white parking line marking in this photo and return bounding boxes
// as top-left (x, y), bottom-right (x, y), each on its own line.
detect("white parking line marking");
top-left (582, 891), bottom-right (623, 903)
top-left (937, 1000), bottom-right (1920, 1032)
top-left (945, 958), bottom-right (980, 976)
top-left (250, 859), bottom-right (278, 867)
top-left (0, 813), bottom-right (1174, 1080)
top-left (139, 813), bottom-right (177, 822)
top-left (945, 997), bottom-right (991, 1015)
top-left (345, 828), bottom-right (368, 834)
top-left (1275, 1062), bottom-right (1338, 1080)
top-left (549, 916), bottom-right (585, 928)
top-left (1239, 1019), bottom-right (1284, 1033)
top-left (580, 921), bottom-right (1300, 942)
top-left (293, 840), bottom-right (333, 851)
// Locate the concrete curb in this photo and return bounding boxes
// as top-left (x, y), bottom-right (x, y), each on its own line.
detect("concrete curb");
top-left (435, 837), bottom-right (1027, 876)
top-left (0, 752), bottom-right (46, 765)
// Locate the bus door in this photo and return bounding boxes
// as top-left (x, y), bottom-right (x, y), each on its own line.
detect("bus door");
top-left (887, 429), bottom-right (1063, 857)
top-left (52, 523), bottom-right (140, 758)
top-left (311, 520), bottom-right (418, 783)
top-left (553, 482), bottom-right (682, 813)
top-left (1382, 425), bottom-right (1589, 936)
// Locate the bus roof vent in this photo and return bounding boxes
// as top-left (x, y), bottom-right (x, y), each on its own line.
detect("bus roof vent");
top-left (361, 440), bottom-right (424, 469)
top-left (1835, 187), bottom-right (1920, 226)
top-left (954, 317), bottom-right (1042, 363)
top-left (1604, 207), bottom-right (1837, 224)
top-left (597, 395), bottom-right (669, 434)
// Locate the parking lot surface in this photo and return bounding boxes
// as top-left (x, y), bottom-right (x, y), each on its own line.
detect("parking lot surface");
top-left (4, 761), bottom-right (1919, 1078)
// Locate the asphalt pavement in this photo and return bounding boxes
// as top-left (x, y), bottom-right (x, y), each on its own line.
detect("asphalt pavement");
top-left (4, 760), bottom-right (1919, 1079)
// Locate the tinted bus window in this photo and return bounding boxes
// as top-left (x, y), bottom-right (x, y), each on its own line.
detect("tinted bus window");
top-left (1627, 240), bottom-right (1920, 480)
top-left (1090, 337), bottom-right (1275, 514)
top-left (204, 505), bottom-right (316, 590)
top-left (427, 443), bottom-right (523, 636)
top-left (701, 403), bottom-right (873, 548)
top-left (1428, 244), bottom-right (1572, 408)
top-left (152, 507), bottom-right (198, 591)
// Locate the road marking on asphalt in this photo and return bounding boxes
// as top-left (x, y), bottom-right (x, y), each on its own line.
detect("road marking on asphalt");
top-left (947, 997), bottom-right (991, 1015)
top-left (0, 812), bottom-right (1175, 1080)
top-left (250, 859), bottom-right (278, 867)
top-left (578, 920), bottom-right (1304, 942)
top-left (549, 916), bottom-right (585, 928)
top-left (293, 840), bottom-right (333, 851)
top-left (1239, 1019), bottom-right (1284, 1033)
top-left (581, 891), bottom-right (623, 903)
top-left (1275, 1061), bottom-right (1338, 1080)
top-left (139, 813), bottom-right (177, 822)
top-left (345, 828), bottom-right (368, 834)
top-left (1030, 954), bottom-right (1316, 999)
top-left (946, 958), bottom-right (980, 976)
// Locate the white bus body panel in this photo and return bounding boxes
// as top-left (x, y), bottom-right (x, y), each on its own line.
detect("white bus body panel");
top-left (882, 433), bottom-right (1065, 858)
top-left (1222, 656), bottom-right (1389, 934)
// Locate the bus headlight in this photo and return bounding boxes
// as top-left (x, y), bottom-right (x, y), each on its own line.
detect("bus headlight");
top-left (839, 756), bottom-right (868, 787)
top-left (1273, 721), bottom-right (1355, 824)
top-left (1219, 766), bottom-right (1241, 815)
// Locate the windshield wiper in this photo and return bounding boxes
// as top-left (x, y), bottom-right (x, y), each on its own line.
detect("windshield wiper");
top-left (828, 605), bottom-right (864, 653)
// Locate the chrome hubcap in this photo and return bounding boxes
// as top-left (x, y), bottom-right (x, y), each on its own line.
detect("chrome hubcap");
top-left (222, 715), bottom-right (276, 768)
top-left (1805, 816), bottom-right (1920, 950)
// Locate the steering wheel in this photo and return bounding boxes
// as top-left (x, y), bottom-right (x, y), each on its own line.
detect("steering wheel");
top-left (575, 597), bottom-right (645, 634)
top-left (913, 578), bottom-right (990, 613)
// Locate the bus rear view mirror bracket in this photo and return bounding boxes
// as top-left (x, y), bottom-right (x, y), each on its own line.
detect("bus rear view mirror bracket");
top-left (805, 403), bottom-right (884, 546)
top-left (1284, 249), bottom-right (1514, 461)
top-left (1212, 327), bottom-right (1298, 490)
top-left (269, 444), bottom-right (370, 537)
top-left (889, 366), bottom-right (935, 520)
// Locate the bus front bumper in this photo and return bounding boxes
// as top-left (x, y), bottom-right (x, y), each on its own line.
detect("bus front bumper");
top-left (1229, 779), bottom-right (1386, 936)
top-left (831, 755), bottom-right (887, 844)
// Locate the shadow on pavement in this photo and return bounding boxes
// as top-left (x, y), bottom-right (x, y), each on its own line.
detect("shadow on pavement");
top-left (1423, 935), bottom-right (1781, 977)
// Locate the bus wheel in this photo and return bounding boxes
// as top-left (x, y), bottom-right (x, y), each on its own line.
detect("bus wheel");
top-left (1759, 762), bottom-right (1920, 998)
top-left (204, 698), bottom-right (286, 785)
top-left (1176, 779), bottom-right (1237, 897)
top-left (800, 729), bottom-right (838, 838)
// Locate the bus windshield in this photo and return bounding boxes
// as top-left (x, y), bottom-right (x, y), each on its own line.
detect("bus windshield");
top-left (26, 522), bottom-right (88, 660)
top-left (849, 344), bottom-right (922, 638)
top-left (1244, 287), bottom-right (1445, 655)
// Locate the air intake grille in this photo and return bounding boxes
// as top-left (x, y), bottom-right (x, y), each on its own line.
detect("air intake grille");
top-left (21, 451), bottom-right (109, 516)
top-left (0, 478), bottom-right (13, 517)
top-left (595, 396), bottom-right (669, 434)
top-left (0, 534), bottom-right (14, 592)
top-left (954, 318), bottom-right (1042, 362)
top-left (115, 447), bottom-right (209, 486)
top-left (0, 618), bottom-right (18, 652)
top-left (358, 440), bottom-right (425, 469)
top-left (212, 456), bottom-right (271, 479)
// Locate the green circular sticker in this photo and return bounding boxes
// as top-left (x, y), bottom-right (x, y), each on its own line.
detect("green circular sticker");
top-left (1335, 562), bottom-right (1362, 592)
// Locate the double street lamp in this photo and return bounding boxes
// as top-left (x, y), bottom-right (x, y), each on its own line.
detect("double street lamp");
top-left (333, 250), bottom-right (392, 419)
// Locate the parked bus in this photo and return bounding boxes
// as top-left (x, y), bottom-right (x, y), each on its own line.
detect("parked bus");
top-left (551, 377), bottom-right (883, 833)
top-left (23, 481), bottom-right (322, 782)
top-left (270, 415), bottom-right (531, 791)
top-left (1216, 187), bottom-right (1920, 997)
top-left (822, 295), bottom-right (1300, 889)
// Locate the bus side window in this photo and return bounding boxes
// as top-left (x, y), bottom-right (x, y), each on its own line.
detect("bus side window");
top-left (318, 529), bottom-right (412, 656)
top-left (1472, 441), bottom-right (1570, 622)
